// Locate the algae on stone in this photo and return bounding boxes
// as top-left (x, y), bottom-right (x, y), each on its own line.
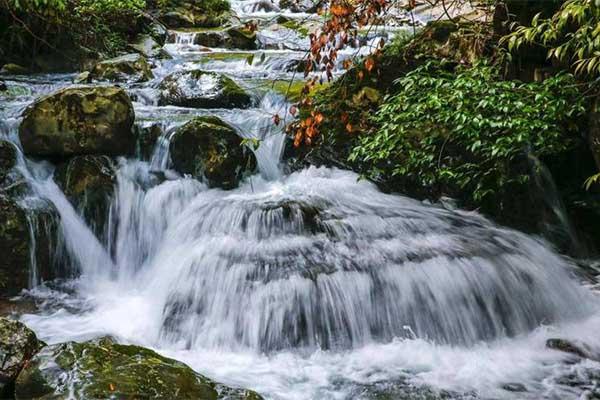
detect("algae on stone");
top-left (15, 337), bottom-right (263, 400)
top-left (169, 116), bottom-right (256, 189)
top-left (19, 86), bottom-right (136, 158)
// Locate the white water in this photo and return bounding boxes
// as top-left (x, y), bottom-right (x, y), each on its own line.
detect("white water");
top-left (2, 2), bottom-right (600, 399)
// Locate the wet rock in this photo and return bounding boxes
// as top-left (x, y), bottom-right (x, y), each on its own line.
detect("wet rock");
top-left (0, 63), bottom-right (29, 75)
top-left (130, 34), bottom-right (171, 59)
top-left (251, 0), bottom-right (279, 12)
top-left (15, 337), bottom-right (263, 400)
top-left (0, 80), bottom-right (6, 91)
top-left (193, 27), bottom-right (258, 50)
top-left (0, 196), bottom-right (59, 297)
top-left (54, 156), bottom-right (117, 237)
top-left (90, 53), bottom-right (154, 83)
top-left (0, 318), bottom-right (44, 398)
top-left (169, 116), bottom-right (256, 189)
top-left (148, 21), bottom-right (168, 45)
top-left (19, 86), bottom-right (136, 158)
top-left (226, 27), bottom-right (259, 50)
top-left (158, 70), bottom-right (251, 109)
top-left (0, 140), bottom-right (17, 185)
top-left (546, 338), bottom-right (600, 361)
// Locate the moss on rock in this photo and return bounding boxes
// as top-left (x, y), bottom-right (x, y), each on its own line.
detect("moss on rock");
top-left (169, 116), bottom-right (256, 189)
top-left (90, 53), bottom-right (154, 83)
top-left (15, 337), bottom-right (263, 400)
top-left (19, 86), bottom-right (136, 158)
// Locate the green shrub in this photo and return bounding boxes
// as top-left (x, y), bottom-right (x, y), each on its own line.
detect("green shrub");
top-left (350, 62), bottom-right (586, 202)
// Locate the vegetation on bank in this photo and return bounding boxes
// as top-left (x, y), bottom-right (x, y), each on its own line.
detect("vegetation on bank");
top-left (287, 1), bottom-right (600, 250)
top-left (0, 0), bottom-right (230, 70)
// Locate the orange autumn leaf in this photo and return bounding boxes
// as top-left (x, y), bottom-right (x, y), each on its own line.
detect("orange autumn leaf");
top-left (364, 57), bottom-right (375, 72)
top-left (109, 383), bottom-right (116, 391)
top-left (314, 113), bottom-right (324, 124)
top-left (345, 123), bottom-right (353, 133)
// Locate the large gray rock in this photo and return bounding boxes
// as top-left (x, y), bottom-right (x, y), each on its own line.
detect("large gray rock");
top-left (15, 337), bottom-right (262, 400)
top-left (0, 318), bottom-right (44, 398)
top-left (19, 86), bottom-right (136, 158)
top-left (158, 70), bottom-right (251, 109)
top-left (169, 116), bottom-right (256, 189)
top-left (90, 53), bottom-right (154, 83)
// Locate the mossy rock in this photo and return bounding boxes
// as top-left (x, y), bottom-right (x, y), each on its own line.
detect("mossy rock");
top-left (15, 337), bottom-right (263, 400)
top-left (0, 196), bottom-right (59, 297)
top-left (90, 53), bottom-right (154, 83)
top-left (0, 318), bottom-right (45, 398)
top-left (169, 116), bottom-right (256, 189)
top-left (54, 155), bottom-right (117, 238)
top-left (19, 86), bottom-right (136, 158)
top-left (158, 70), bottom-right (251, 109)
top-left (193, 28), bottom-right (258, 50)
top-left (158, 0), bottom-right (231, 28)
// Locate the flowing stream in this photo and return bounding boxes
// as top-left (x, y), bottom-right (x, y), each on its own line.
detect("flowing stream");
top-left (2, 3), bottom-right (600, 399)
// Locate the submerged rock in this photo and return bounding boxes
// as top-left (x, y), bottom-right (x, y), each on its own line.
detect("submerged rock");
top-left (54, 156), bottom-right (117, 237)
top-left (0, 196), bottom-right (59, 297)
top-left (169, 116), bottom-right (256, 189)
top-left (15, 337), bottom-right (262, 399)
top-left (19, 86), bottom-right (136, 158)
top-left (0, 318), bottom-right (44, 398)
top-left (547, 338), bottom-right (600, 361)
top-left (158, 70), bottom-right (251, 109)
top-left (90, 53), bottom-right (154, 83)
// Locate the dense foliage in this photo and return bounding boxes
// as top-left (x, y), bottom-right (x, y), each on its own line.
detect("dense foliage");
top-left (504, 0), bottom-right (600, 76)
top-left (350, 62), bottom-right (586, 202)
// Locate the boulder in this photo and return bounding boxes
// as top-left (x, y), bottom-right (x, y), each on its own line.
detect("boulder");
top-left (158, 70), bottom-right (251, 109)
top-left (90, 53), bottom-right (154, 83)
top-left (19, 86), bottom-right (136, 158)
top-left (169, 116), bottom-right (256, 188)
top-left (0, 196), bottom-right (59, 297)
top-left (54, 156), bottom-right (117, 237)
top-left (73, 71), bottom-right (91, 84)
top-left (193, 28), bottom-right (257, 50)
top-left (0, 318), bottom-right (44, 398)
top-left (15, 337), bottom-right (262, 400)
top-left (129, 35), bottom-right (171, 59)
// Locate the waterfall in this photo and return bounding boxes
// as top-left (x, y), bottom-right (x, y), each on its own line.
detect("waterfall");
top-left (2, 4), bottom-right (600, 400)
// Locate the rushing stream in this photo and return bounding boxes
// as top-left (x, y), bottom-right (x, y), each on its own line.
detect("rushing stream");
top-left (2, 2), bottom-right (600, 399)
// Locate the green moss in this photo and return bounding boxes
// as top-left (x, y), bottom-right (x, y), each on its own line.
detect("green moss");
top-left (15, 337), bottom-right (263, 400)
top-left (281, 20), bottom-right (309, 37)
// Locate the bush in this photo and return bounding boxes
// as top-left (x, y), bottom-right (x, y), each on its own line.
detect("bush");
top-left (350, 62), bottom-right (586, 203)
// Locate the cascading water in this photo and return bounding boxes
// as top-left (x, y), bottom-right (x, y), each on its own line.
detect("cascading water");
top-left (2, 2), bottom-right (600, 399)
